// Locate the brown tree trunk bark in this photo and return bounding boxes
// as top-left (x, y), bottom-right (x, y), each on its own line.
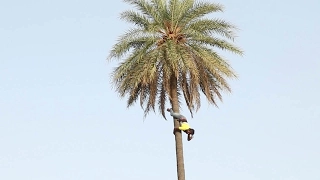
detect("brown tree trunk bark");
top-left (170, 75), bottom-right (185, 180)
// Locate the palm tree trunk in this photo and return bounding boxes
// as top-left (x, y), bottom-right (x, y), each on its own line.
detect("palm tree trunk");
top-left (170, 75), bottom-right (186, 180)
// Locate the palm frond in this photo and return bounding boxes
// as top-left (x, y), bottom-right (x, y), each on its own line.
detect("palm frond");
top-left (187, 18), bottom-right (237, 40)
top-left (120, 10), bottom-right (151, 29)
top-left (180, 2), bottom-right (223, 25)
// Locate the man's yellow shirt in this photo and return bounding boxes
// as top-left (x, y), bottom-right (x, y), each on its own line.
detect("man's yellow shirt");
top-left (178, 122), bottom-right (190, 131)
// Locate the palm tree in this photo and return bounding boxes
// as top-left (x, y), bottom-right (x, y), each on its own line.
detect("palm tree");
top-left (108, 0), bottom-right (243, 179)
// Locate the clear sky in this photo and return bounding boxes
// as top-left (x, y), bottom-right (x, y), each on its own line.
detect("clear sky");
top-left (1, 0), bottom-right (319, 180)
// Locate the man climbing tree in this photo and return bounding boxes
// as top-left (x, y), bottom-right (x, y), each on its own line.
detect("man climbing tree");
top-left (167, 108), bottom-right (195, 141)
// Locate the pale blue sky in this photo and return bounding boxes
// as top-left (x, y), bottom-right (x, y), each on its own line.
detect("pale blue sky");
top-left (1, 0), bottom-right (319, 180)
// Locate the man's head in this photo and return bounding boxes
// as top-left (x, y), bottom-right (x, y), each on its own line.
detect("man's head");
top-left (189, 128), bottom-right (195, 135)
top-left (185, 128), bottom-right (195, 135)
top-left (186, 128), bottom-right (195, 141)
